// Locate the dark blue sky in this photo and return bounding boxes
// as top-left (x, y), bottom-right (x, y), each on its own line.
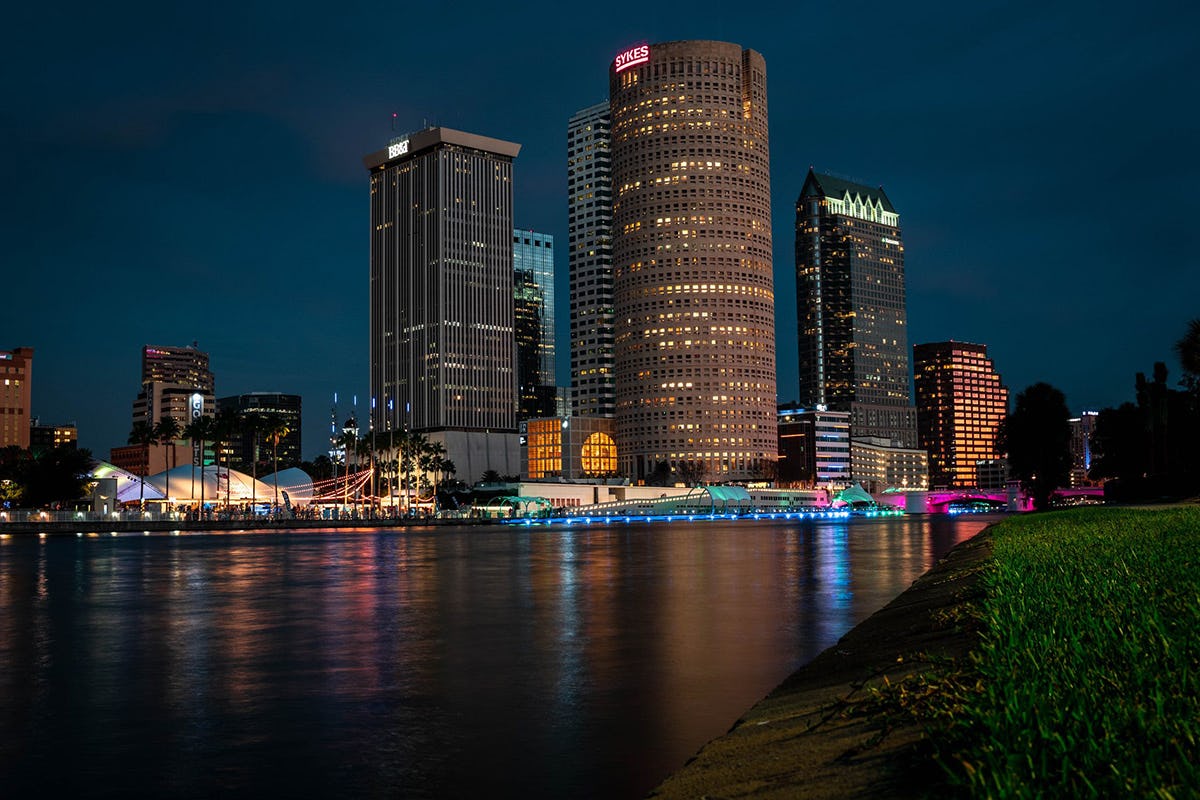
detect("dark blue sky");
top-left (4, 1), bottom-right (1197, 459)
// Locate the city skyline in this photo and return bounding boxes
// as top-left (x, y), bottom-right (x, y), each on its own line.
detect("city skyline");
top-left (4, 3), bottom-right (1198, 456)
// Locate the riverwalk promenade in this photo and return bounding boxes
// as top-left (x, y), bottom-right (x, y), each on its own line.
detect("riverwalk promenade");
top-left (0, 514), bottom-right (487, 535)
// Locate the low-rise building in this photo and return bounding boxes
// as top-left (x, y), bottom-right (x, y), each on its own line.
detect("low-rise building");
top-left (851, 437), bottom-right (929, 494)
top-left (521, 416), bottom-right (617, 481)
top-left (29, 419), bottom-right (77, 453)
top-left (777, 406), bottom-right (850, 487)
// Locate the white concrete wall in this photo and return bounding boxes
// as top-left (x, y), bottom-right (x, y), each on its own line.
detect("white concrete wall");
top-left (431, 431), bottom-right (522, 485)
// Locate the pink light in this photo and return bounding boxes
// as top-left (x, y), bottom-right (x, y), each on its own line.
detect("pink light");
top-left (614, 45), bottom-right (650, 73)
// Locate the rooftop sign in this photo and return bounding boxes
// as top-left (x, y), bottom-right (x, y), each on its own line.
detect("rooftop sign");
top-left (388, 139), bottom-right (409, 159)
top-left (614, 45), bottom-right (649, 73)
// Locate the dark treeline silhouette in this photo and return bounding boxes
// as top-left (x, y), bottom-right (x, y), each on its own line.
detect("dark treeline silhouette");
top-left (998, 382), bottom-right (1072, 511)
top-left (1090, 319), bottom-right (1200, 501)
top-left (0, 445), bottom-right (95, 507)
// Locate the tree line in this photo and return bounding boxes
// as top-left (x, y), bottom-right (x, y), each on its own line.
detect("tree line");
top-left (0, 444), bottom-right (95, 508)
top-left (1000, 319), bottom-right (1200, 508)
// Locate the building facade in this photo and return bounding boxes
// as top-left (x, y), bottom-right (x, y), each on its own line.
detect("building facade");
top-left (514, 230), bottom-right (558, 421)
top-left (109, 442), bottom-right (192, 477)
top-left (0, 347), bottom-right (33, 449)
top-left (520, 416), bottom-right (618, 481)
top-left (1069, 411), bottom-right (1099, 487)
top-left (609, 40), bottom-right (777, 482)
top-left (796, 169), bottom-right (917, 447)
top-left (29, 419), bottom-right (77, 453)
top-left (851, 437), bottom-right (929, 493)
top-left (777, 406), bottom-right (851, 487)
top-left (366, 127), bottom-right (523, 482)
top-left (131, 343), bottom-right (215, 430)
top-left (976, 458), bottom-right (1009, 492)
top-left (216, 393), bottom-right (302, 474)
top-left (567, 102), bottom-right (616, 418)
top-left (912, 341), bottom-right (1009, 488)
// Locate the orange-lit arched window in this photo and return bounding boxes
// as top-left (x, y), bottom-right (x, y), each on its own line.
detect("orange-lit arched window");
top-left (580, 432), bottom-right (617, 476)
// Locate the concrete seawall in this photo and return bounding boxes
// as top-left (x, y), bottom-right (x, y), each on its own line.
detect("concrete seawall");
top-left (649, 530), bottom-right (993, 799)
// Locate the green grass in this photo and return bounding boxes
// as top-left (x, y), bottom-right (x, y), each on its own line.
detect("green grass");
top-left (940, 507), bottom-right (1200, 798)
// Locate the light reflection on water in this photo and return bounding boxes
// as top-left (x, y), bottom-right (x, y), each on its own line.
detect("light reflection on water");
top-left (0, 516), bottom-right (994, 798)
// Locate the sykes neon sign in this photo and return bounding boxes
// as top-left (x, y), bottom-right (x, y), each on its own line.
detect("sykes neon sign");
top-left (614, 45), bottom-right (650, 73)
top-left (388, 139), bottom-right (409, 159)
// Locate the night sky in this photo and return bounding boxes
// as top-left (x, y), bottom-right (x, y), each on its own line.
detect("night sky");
top-left (4, 1), bottom-right (1197, 459)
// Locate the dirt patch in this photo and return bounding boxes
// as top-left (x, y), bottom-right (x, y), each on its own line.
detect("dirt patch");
top-left (648, 530), bottom-right (993, 799)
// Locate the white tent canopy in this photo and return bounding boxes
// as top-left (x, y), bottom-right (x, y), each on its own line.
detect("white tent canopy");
top-left (91, 462), bottom-right (167, 503)
top-left (262, 468), bottom-right (315, 505)
top-left (144, 465), bottom-right (276, 504)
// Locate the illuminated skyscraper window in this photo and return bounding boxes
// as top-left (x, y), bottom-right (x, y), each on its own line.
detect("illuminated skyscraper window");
top-left (514, 230), bottom-right (557, 421)
top-left (609, 40), bottom-right (776, 483)
top-left (567, 103), bottom-right (615, 418)
top-left (912, 341), bottom-right (1009, 488)
top-left (366, 128), bottom-right (523, 480)
top-left (796, 170), bottom-right (917, 448)
top-left (0, 347), bottom-right (33, 449)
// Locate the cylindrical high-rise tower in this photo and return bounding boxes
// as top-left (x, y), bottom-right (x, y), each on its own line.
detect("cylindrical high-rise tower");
top-left (609, 40), bottom-right (776, 483)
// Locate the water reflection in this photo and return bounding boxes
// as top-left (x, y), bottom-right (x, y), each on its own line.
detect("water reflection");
top-left (0, 516), bottom-right (994, 798)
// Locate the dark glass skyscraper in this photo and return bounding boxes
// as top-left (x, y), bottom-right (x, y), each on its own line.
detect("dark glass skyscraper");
top-left (365, 127), bottom-right (523, 480)
top-left (795, 169), bottom-right (917, 447)
top-left (514, 229), bottom-right (557, 420)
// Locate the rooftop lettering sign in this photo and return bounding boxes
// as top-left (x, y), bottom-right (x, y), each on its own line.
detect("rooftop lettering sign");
top-left (614, 45), bottom-right (649, 73)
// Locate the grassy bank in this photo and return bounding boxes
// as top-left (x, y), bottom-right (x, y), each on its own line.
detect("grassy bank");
top-left (932, 507), bottom-right (1200, 797)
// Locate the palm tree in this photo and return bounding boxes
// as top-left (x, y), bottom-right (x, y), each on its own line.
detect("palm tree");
top-left (358, 433), bottom-right (378, 515)
top-left (263, 415), bottom-right (291, 515)
top-left (419, 440), bottom-right (447, 512)
top-left (439, 458), bottom-right (456, 489)
top-left (335, 429), bottom-right (359, 509)
top-left (127, 421), bottom-right (157, 511)
top-left (397, 431), bottom-right (429, 513)
top-left (1176, 318), bottom-right (1200, 387)
top-left (213, 408), bottom-right (240, 511)
top-left (154, 417), bottom-right (181, 514)
top-left (241, 413), bottom-right (269, 515)
top-left (380, 458), bottom-right (399, 513)
top-left (182, 415), bottom-right (217, 517)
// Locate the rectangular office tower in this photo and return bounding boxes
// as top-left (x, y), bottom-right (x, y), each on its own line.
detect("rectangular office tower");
top-left (913, 341), bottom-right (1008, 488)
top-left (514, 229), bottom-right (558, 421)
top-left (365, 128), bottom-right (523, 482)
top-left (567, 103), bottom-right (615, 418)
top-left (131, 343), bottom-right (215, 429)
top-left (796, 169), bottom-right (917, 447)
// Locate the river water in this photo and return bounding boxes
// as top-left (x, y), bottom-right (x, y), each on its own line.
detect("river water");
top-left (0, 515), bottom-right (995, 798)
